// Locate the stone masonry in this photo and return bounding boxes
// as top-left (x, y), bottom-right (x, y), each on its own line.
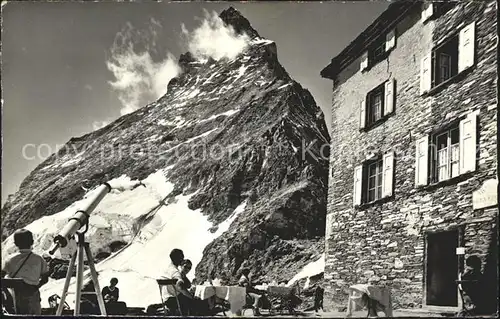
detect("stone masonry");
top-left (321, 1), bottom-right (497, 311)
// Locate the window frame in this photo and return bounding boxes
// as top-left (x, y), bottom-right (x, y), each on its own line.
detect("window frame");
top-left (421, 21), bottom-right (476, 96)
top-left (430, 124), bottom-right (461, 184)
top-left (431, 35), bottom-right (459, 88)
top-left (364, 83), bottom-right (386, 129)
top-left (422, 2), bottom-right (456, 24)
top-left (366, 158), bottom-right (384, 203)
top-left (369, 37), bottom-right (388, 67)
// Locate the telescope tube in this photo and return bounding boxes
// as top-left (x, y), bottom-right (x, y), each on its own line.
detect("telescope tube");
top-left (49, 183), bottom-right (111, 255)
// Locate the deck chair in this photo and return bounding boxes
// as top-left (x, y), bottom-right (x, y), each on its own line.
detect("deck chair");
top-left (156, 279), bottom-right (183, 316)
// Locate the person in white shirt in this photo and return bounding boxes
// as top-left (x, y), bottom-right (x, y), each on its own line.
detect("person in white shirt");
top-left (1, 229), bottom-right (50, 315)
top-left (161, 249), bottom-right (197, 315)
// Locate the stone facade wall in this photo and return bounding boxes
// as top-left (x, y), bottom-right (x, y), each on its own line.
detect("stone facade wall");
top-left (324, 1), bottom-right (497, 311)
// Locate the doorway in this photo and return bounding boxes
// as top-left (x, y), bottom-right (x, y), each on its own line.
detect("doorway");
top-left (425, 229), bottom-right (459, 307)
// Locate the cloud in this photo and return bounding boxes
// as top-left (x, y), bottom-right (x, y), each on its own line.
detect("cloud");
top-left (181, 10), bottom-right (251, 61)
top-left (93, 120), bottom-right (110, 131)
top-left (106, 19), bottom-right (181, 115)
top-left (84, 84), bottom-right (93, 91)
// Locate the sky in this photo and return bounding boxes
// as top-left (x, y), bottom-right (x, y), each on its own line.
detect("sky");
top-left (1, 1), bottom-right (388, 203)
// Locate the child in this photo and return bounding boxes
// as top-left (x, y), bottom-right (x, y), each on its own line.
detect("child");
top-left (1, 229), bottom-right (50, 315)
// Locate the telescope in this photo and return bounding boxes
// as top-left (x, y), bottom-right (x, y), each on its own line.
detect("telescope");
top-left (48, 182), bottom-right (111, 255)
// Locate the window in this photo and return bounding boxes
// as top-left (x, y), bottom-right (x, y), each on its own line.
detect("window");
top-left (369, 37), bottom-right (387, 66)
top-left (353, 152), bottom-right (394, 206)
top-left (432, 36), bottom-right (459, 87)
top-left (368, 85), bottom-right (384, 125)
top-left (420, 22), bottom-right (475, 94)
top-left (360, 28), bottom-right (396, 71)
top-left (422, 2), bottom-right (456, 23)
top-left (434, 127), bottom-right (460, 182)
top-left (360, 79), bottom-right (395, 130)
top-left (367, 159), bottom-right (383, 202)
top-left (415, 113), bottom-right (477, 187)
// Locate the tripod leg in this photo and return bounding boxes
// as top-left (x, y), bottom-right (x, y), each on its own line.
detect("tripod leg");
top-left (84, 244), bottom-right (107, 316)
top-left (57, 252), bottom-right (77, 316)
top-left (74, 243), bottom-right (85, 315)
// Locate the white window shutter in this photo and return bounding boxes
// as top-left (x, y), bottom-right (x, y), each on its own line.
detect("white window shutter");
top-left (458, 21), bottom-right (476, 73)
top-left (360, 51), bottom-right (368, 71)
top-left (384, 78), bottom-right (395, 115)
top-left (459, 113), bottom-right (477, 174)
top-left (415, 136), bottom-right (429, 186)
top-left (382, 151), bottom-right (394, 197)
top-left (421, 2), bottom-right (433, 23)
top-left (359, 100), bottom-right (366, 129)
top-left (385, 29), bottom-right (396, 51)
top-left (420, 53), bottom-right (432, 94)
top-left (353, 165), bottom-right (363, 206)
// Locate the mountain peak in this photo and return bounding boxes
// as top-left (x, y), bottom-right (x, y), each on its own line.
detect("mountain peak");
top-left (219, 7), bottom-right (260, 39)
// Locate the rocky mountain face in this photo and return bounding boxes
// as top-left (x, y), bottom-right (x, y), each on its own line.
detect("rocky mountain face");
top-left (2, 7), bottom-right (329, 296)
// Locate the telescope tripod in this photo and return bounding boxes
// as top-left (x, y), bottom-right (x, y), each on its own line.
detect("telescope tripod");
top-left (56, 228), bottom-right (107, 316)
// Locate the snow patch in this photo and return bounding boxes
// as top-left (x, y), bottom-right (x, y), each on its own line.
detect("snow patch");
top-left (217, 85), bottom-right (233, 94)
top-left (186, 88), bottom-right (200, 99)
top-left (184, 128), bottom-right (218, 143)
top-left (212, 201), bottom-right (247, 237)
top-left (202, 71), bottom-right (221, 85)
top-left (277, 83), bottom-right (292, 90)
top-left (158, 116), bottom-right (188, 128)
top-left (158, 128), bottom-right (219, 155)
top-left (252, 38), bottom-right (274, 45)
top-left (261, 148), bottom-right (269, 169)
top-left (233, 64), bottom-right (249, 81)
top-left (286, 253), bottom-right (325, 287)
top-left (198, 109), bottom-right (239, 123)
top-left (60, 152), bottom-right (85, 168)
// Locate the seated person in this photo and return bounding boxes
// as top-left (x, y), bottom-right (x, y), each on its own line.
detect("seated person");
top-left (102, 278), bottom-right (119, 303)
top-left (238, 268), bottom-right (263, 316)
top-left (161, 249), bottom-right (208, 316)
top-left (101, 278), bottom-right (127, 315)
top-left (1, 229), bottom-right (50, 315)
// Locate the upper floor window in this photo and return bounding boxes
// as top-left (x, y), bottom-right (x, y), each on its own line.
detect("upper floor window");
top-left (367, 158), bottom-right (384, 202)
top-left (353, 151), bottom-right (394, 206)
top-left (415, 112), bottom-right (477, 187)
top-left (434, 126), bottom-right (460, 182)
top-left (367, 84), bottom-right (384, 124)
top-left (360, 29), bottom-right (396, 72)
top-left (359, 79), bottom-right (395, 130)
top-left (433, 35), bottom-right (459, 87)
top-left (420, 22), bottom-right (475, 94)
top-left (422, 2), bottom-right (456, 23)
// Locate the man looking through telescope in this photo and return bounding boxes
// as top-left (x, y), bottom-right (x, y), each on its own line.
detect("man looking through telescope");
top-left (1, 229), bottom-right (51, 315)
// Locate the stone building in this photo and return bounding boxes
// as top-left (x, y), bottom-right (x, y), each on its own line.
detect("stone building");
top-left (320, 0), bottom-right (497, 313)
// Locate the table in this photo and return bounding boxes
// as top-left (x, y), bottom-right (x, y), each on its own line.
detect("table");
top-left (346, 284), bottom-right (393, 317)
top-left (195, 285), bottom-right (246, 315)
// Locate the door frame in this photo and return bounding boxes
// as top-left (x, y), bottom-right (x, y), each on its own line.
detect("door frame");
top-left (422, 226), bottom-right (464, 311)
